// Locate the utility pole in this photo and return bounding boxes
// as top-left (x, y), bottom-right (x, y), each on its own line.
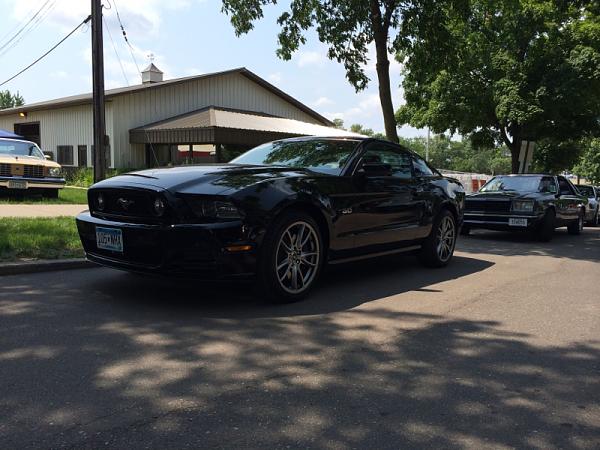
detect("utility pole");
top-left (91, 0), bottom-right (106, 182)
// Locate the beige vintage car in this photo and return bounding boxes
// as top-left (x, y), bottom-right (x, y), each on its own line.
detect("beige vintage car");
top-left (0, 138), bottom-right (65, 198)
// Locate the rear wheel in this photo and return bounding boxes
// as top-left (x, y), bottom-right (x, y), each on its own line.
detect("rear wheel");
top-left (419, 210), bottom-right (457, 268)
top-left (536, 209), bottom-right (555, 242)
top-left (567, 210), bottom-right (584, 235)
top-left (256, 211), bottom-right (324, 303)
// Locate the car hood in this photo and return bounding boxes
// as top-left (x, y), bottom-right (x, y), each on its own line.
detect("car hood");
top-left (0, 154), bottom-right (60, 168)
top-left (93, 164), bottom-right (314, 195)
top-left (467, 191), bottom-right (548, 200)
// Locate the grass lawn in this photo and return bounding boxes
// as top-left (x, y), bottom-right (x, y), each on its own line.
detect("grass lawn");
top-left (0, 187), bottom-right (88, 204)
top-left (0, 217), bottom-right (84, 262)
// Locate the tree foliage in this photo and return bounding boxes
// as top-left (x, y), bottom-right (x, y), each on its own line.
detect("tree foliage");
top-left (396, 0), bottom-right (600, 172)
top-left (220, 0), bottom-right (405, 142)
top-left (0, 90), bottom-right (24, 109)
top-left (572, 138), bottom-right (600, 184)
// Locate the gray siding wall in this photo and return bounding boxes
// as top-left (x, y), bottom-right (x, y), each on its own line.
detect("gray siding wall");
top-left (1, 72), bottom-right (324, 169)
top-left (0, 104), bottom-right (115, 168)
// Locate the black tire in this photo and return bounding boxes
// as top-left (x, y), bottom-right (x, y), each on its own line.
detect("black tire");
top-left (42, 189), bottom-right (59, 199)
top-left (567, 209), bottom-right (584, 235)
top-left (460, 224), bottom-right (471, 236)
top-left (536, 209), bottom-right (555, 242)
top-left (419, 209), bottom-right (457, 268)
top-left (256, 210), bottom-right (324, 303)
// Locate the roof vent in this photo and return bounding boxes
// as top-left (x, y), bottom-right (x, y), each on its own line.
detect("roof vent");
top-left (141, 63), bottom-right (163, 84)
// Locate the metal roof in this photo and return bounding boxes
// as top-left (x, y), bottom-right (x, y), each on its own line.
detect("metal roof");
top-left (0, 67), bottom-right (333, 126)
top-left (129, 107), bottom-right (362, 145)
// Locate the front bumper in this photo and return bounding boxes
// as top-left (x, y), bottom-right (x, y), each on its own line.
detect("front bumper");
top-left (0, 176), bottom-right (66, 190)
top-left (464, 212), bottom-right (544, 231)
top-left (76, 212), bottom-right (258, 278)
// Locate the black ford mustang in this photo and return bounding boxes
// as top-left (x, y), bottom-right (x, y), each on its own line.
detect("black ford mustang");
top-left (76, 137), bottom-right (465, 302)
top-left (462, 174), bottom-right (587, 241)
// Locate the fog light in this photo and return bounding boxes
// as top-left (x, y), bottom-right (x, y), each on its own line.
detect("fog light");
top-left (97, 193), bottom-right (105, 211)
top-left (154, 197), bottom-right (165, 216)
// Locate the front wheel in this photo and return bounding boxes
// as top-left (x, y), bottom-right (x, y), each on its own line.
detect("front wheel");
top-left (536, 209), bottom-right (555, 242)
top-left (419, 210), bottom-right (457, 268)
top-left (256, 211), bottom-right (324, 303)
top-left (567, 210), bottom-right (584, 235)
top-left (590, 209), bottom-right (599, 227)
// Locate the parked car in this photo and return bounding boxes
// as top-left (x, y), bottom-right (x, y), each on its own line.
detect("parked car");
top-left (0, 138), bottom-right (65, 197)
top-left (576, 185), bottom-right (599, 226)
top-left (76, 137), bottom-right (465, 302)
top-left (462, 174), bottom-right (587, 241)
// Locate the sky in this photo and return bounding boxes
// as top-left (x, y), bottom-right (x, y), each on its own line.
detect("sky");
top-left (0, 0), bottom-right (423, 137)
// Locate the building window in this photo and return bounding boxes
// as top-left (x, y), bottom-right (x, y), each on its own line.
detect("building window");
top-left (57, 145), bottom-right (74, 165)
top-left (78, 145), bottom-right (87, 167)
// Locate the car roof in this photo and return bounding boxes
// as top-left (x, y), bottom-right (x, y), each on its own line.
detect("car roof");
top-left (0, 137), bottom-right (37, 145)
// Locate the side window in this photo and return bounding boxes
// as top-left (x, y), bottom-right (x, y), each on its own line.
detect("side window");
top-left (412, 155), bottom-right (435, 177)
top-left (558, 177), bottom-right (574, 195)
top-left (360, 144), bottom-right (412, 179)
top-left (539, 176), bottom-right (557, 193)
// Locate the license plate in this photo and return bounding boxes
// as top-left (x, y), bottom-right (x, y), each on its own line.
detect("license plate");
top-left (509, 218), bottom-right (528, 227)
top-left (96, 227), bottom-right (123, 252)
top-left (8, 180), bottom-right (27, 189)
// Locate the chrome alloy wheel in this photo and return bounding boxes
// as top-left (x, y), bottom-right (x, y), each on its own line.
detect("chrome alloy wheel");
top-left (275, 221), bottom-right (320, 294)
top-left (436, 215), bottom-right (456, 262)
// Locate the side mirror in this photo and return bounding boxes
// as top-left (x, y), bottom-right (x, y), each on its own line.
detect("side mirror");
top-left (43, 152), bottom-right (54, 161)
top-left (360, 163), bottom-right (393, 178)
top-left (44, 155), bottom-right (51, 160)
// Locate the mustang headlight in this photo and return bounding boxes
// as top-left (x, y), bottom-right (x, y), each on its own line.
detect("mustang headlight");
top-left (186, 198), bottom-right (242, 220)
top-left (48, 167), bottom-right (62, 177)
top-left (512, 200), bottom-right (534, 212)
top-left (153, 197), bottom-right (166, 217)
top-left (96, 193), bottom-right (105, 211)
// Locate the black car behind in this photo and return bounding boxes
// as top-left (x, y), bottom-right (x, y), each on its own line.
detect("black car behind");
top-left (462, 174), bottom-right (587, 241)
top-left (77, 137), bottom-right (465, 302)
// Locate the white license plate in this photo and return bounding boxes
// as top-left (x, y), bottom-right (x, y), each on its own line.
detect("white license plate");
top-left (8, 180), bottom-right (27, 189)
top-left (509, 218), bottom-right (528, 227)
top-left (96, 227), bottom-right (123, 252)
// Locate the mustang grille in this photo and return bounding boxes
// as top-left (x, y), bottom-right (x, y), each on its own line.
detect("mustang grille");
top-left (23, 165), bottom-right (44, 178)
top-left (0, 164), bottom-right (10, 177)
top-left (91, 189), bottom-right (166, 222)
top-left (465, 199), bottom-right (511, 213)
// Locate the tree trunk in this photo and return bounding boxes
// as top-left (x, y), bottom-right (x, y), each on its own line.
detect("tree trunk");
top-left (370, 1), bottom-right (399, 143)
top-left (510, 140), bottom-right (521, 173)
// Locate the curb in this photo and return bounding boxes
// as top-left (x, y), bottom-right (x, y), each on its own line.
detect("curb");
top-left (0, 258), bottom-right (97, 276)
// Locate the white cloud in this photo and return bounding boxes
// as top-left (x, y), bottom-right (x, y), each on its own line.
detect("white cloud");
top-left (364, 44), bottom-right (403, 75)
top-left (311, 96), bottom-right (334, 108)
top-left (268, 72), bottom-right (282, 84)
top-left (295, 49), bottom-right (327, 68)
top-left (50, 70), bottom-right (68, 79)
top-left (10, 0), bottom-right (192, 37)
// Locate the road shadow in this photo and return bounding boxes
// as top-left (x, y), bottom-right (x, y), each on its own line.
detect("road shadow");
top-left (0, 275), bottom-right (598, 448)
top-left (84, 254), bottom-right (494, 318)
top-left (457, 227), bottom-right (600, 263)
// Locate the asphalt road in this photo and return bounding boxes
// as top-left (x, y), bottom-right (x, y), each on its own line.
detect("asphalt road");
top-left (1, 228), bottom-right (599, 449)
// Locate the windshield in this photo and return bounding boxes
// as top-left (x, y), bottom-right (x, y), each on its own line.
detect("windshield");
top-left (231, 139), bottom-right (360, 175)
top-left (577, 186), bottom-right (594, 197)
top-left (481, 175), bottom-right (556, 193)
top-left (0, 139), bottom-right (44, 159)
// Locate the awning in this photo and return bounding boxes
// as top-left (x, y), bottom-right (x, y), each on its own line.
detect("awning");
top-left (130, 107), bottom-right (362, 146)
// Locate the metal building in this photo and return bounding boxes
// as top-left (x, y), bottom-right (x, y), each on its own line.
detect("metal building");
top-left (0, 66), bottom-right (356, 169)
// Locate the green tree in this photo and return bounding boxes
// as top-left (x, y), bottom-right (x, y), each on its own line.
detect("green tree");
top-left (332, 118), bottom-right (345, 129)
top-left (0, 90), bottom-right (24, 109)
top-left (221, 0), bottom-right (405, 143)
top-left (396, 0), bottom-right (600, 173)
top-left (573, 139), bottom-right (600, 184)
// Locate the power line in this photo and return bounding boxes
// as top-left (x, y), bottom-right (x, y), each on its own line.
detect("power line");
top-left (0, 0), bottom-right (49, 46)
top-left (0, 0), bottom-right (56, 57)
top-left (103, 15), bottom-right (129, 85)
top-left (0, 15), bottom-right (91, 88)
top-left (112, 0), bottom-right (141, 75)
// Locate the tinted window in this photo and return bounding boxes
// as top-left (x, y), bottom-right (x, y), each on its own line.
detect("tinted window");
top-left (231, 139), bottom-right (360, 175)
top-left (558, 177), bottom-right (574, 195)
top-left (360, 144), bottom-right (412, 179)
top-left (412, 155), bottom-right (435, 177)
top-left (0, 139), bottom-right (44, 159)
top-left (577, 185), bottom-right (595, 197)
top-left (481, 175), bottom-right (557, 193)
